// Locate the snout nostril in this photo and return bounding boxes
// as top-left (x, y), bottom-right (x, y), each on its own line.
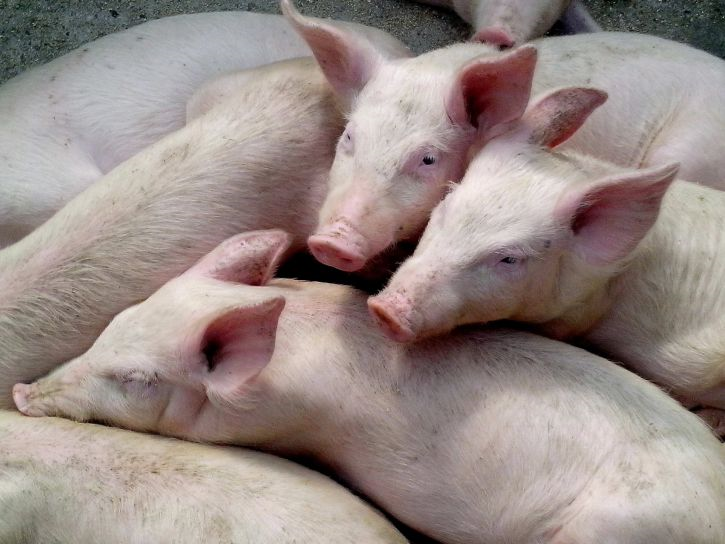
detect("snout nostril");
top-left (368, 299), bottom-right (416, 343)
top-left (308, 235), bottom-right (367, 272)
top-left (369, 302), bottom-right (396, 330)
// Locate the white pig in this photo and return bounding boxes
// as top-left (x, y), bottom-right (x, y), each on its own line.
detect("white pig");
top-left (413, 0), bottom-right (599, 47)
top-left (14, 230), bottom-right (725, 544)
top-left (282, 1), bottom-right (725, 272)
top-left (369, 87), bottom-right (725, 422)
top-left (0, 11), bottom-right (409, 247)
top-left (0, 58), bottom-right (341, 409)
top-left (0, 410), bottom-right (406, 544)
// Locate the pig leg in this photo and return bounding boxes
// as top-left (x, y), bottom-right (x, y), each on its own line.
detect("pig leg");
top-left (557, 0), bottom-right (601, 34)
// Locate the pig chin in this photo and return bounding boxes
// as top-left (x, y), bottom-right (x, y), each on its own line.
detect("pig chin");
top-left (13, 381), bottom-right (91, 421)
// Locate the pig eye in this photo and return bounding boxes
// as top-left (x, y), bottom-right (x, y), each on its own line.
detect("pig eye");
top-left (421, 154), bottom-right (437, 166)
top-left (117, 370), bottom-right (158, 397)
top-left (500, 256), bottom-right (518, 265)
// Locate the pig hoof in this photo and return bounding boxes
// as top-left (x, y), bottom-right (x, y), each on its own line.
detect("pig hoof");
top-left (368, 298), bottom-right (416, 343)
top-left (471, 27), bottom-right (515, 49)
top-left (308, 235), bottom-right (367, 272)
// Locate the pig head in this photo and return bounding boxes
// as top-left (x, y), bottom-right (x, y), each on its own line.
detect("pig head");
top-left (369, 87), bottom-right (678, 342)
top-left (283, 0), bottom-right (542, 271)
top-left (13, 230), bottom-right (293, 441)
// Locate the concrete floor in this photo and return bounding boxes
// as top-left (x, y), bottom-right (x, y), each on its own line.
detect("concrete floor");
top-left (2, 0), bottom-right (724, 84)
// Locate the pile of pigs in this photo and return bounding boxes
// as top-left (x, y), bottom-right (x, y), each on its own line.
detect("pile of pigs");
top-left (1, 0), bottom-right (724, 542)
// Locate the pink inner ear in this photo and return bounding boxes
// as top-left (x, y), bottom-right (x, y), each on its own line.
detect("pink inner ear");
top-left (187, 230), bottom-right (291, 285)
top-left (447, 46), bottom-right (537, 134)
top-left (201, 297), bottom-right (285, 399)
top-left (558, 164), bottom-right (678, 265)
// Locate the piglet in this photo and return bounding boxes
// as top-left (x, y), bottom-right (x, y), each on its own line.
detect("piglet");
top-left (15, 230), bottom-right (725, 544)
top-left (282, 1), bottom-right (725, 272)
top-left (0, 58), bottom-right (341, 408)
top-left (414, 0), bottom-right (599, 47)
top-left (370, 87), bottom-right (725, 426)
top-left (0, 410), bottom-right (406, 543)
top-left (0, 12), bottom-right (409, 247)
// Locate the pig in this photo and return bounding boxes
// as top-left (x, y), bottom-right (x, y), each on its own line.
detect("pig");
top-left (282, 1), bottom-right (725, 272)
top-left (14, 230), bottom-right (725, 544)
top-left (413, 0), bottom-right (600, 47)
top-left (0, 11), bottom-right (409, 247)
top-left (0, 58), bottom-right (343, 409)
top-left (369, 86), bottom-right (725, 425)
top-left (0, 410), bottom-right (407, 544)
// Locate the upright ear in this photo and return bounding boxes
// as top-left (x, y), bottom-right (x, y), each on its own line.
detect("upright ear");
top-left (281, 0), bottom-right (383, 104)
top-left (446, 45), bottom-right (537, 136)
top-left (518, 87), bottom-right (607, 148)
top-left (187, 230), bottom-right (292, 285)
top-left (556, 163), bottom-right (679, 266)
top-left (200, 296), bottom-right (285, 400)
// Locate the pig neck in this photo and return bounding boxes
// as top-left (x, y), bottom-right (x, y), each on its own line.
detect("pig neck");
top-left (0, 70), bottom-right (341, 407)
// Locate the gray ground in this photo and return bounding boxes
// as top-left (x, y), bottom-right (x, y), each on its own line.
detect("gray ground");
top-left (2, 0), bottom-right (725, 84)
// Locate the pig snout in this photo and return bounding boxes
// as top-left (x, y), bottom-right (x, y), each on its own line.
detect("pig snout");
top-left (368, 293), bottom-right (418, 343)
top-left (308, 221), bottom-right (372, 272)
top-left (471, 27), bottom-right (515, 48)
top-left (13, 382), bottom-right (50, 417)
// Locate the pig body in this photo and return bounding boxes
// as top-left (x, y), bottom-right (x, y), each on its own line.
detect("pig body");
top-left (15, 232), bottom-right (725, 544)
top-left (0, 410), bottom-right (406, 544)
top-left (414, 0), bottom-right (597, 46)
top-left (371, 88), bottom-right (725, 416)
top-left (283, 2), bottom-right (725, 272)
top-left (0, 59), bottom-right (342, 408)
top-left (0, 12), bottom-right (409, 247)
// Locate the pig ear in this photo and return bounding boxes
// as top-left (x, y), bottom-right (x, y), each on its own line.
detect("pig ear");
top-left (201, 296), bottom-right (285, 399)
top-left (557, 163), bottom-right (679, 266)
top-left (187, 230), bottom-right (292, 285)
top-left (446, 45), bottom-right (537, 135)
top-left (518, 87), bottom-right (608, 148)
top-left (281, 0), bottom-right (382, 103)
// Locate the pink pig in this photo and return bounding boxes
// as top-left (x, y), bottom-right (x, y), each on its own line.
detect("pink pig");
top-left (0, 59), bottom-right (342, 409)
top-left (282, 1), bottom-right (725, 272)
top-left (13, 230), bottom-right (725, 544)
top-left (369, 86), bottom-right (725, 430)
top-left (413, 0), bottom-right (599, 47)
top-left (0, 12), bottom-right (409, 247)
top-left (0, 410), bottom-right (406, 544)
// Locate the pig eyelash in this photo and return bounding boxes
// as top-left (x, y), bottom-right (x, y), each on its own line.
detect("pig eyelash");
top-left (421, 154), bottom-right (437, 166)
top-left (118, 370), bottom-right (158, 387)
